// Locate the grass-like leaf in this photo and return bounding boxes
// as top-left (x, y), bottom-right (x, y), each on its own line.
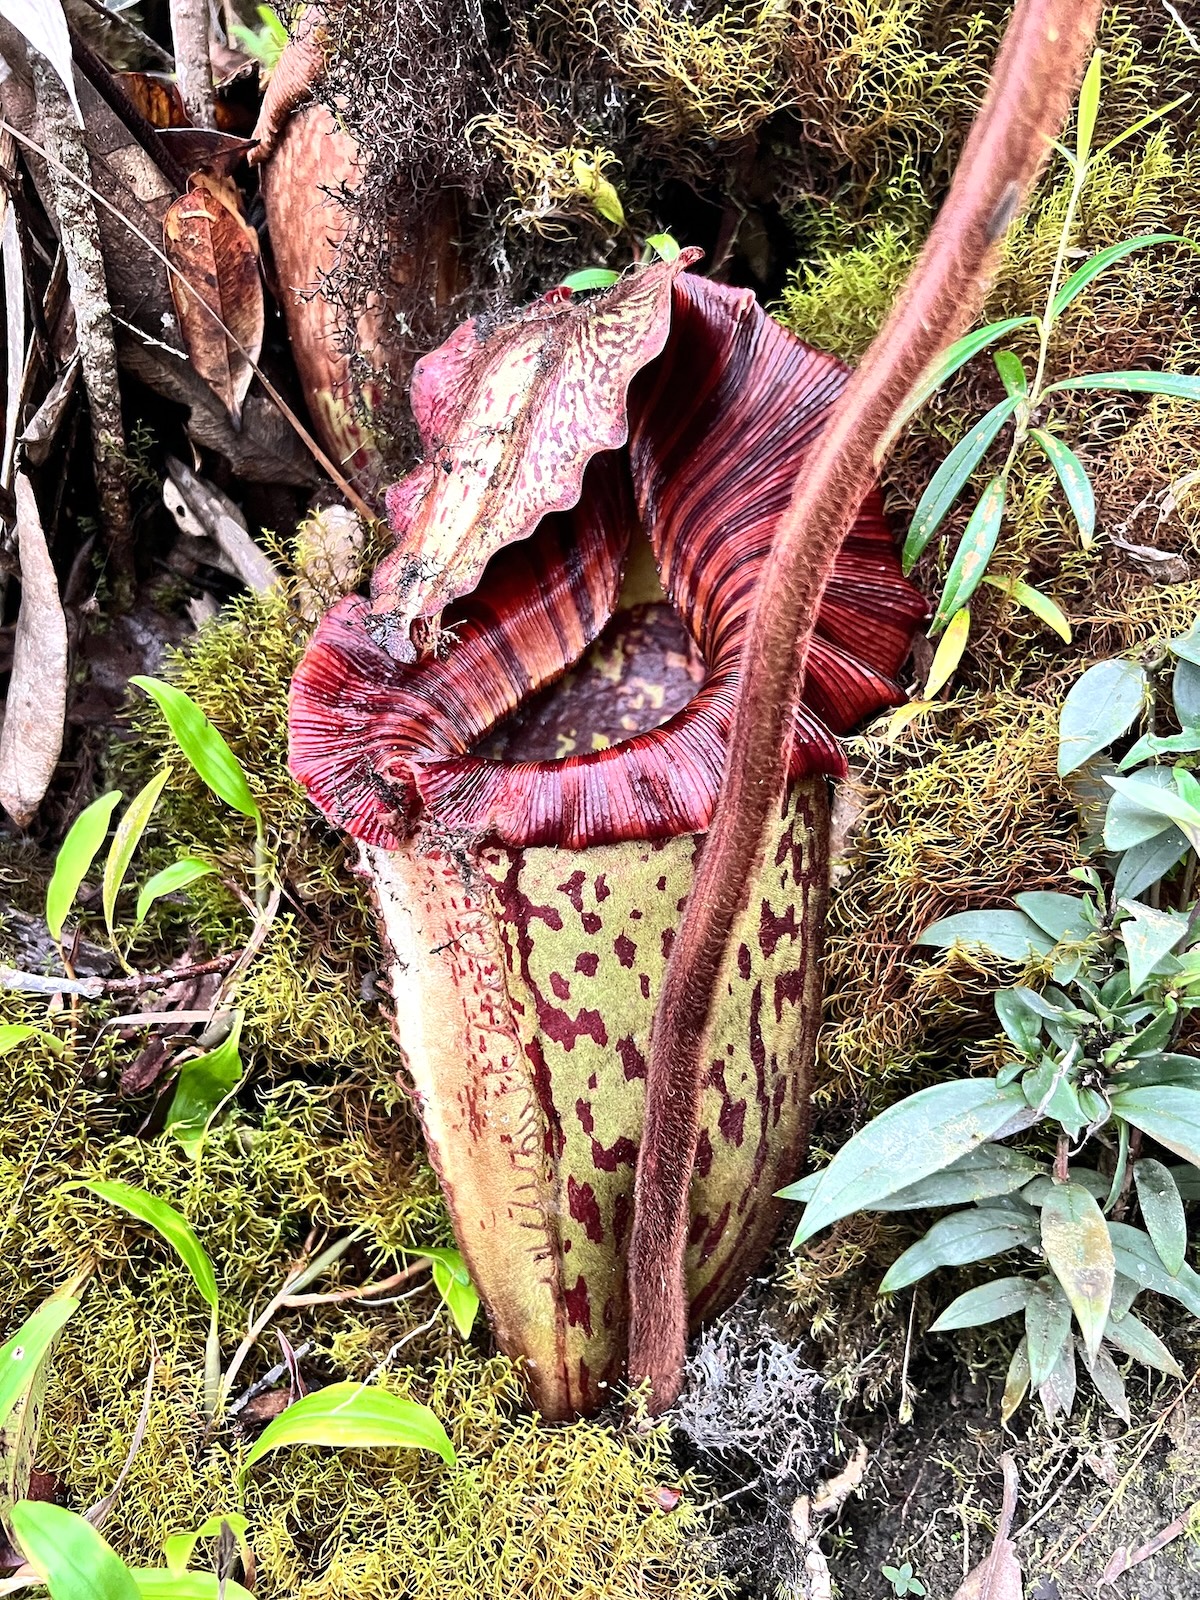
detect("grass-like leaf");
top-left (11, 1501), bottom-right (140, 1600)
top-left (46, 791), bottom-right (122, 943)
top-left (922, 607), bottom-right (970, 698)
top-left (130, 678), bottom-right (260, 824)
top-left (931, 473), bottom-right (1005, 631)
top-left (0, 1286), bottom-right (80, 1428)
top-left (1041, 1183), bottom-right (1114, 1361)
top-left (1074, 47), bottom-right (1102, 166)
top-left (1030, 429), bottom-right (1095, 546)
top-left (164, 1015), bottom-right (245, 1159)
top-left (1057, 657), bottom-right (1146, 776)
top-left (79, 1181), bottom-right (217, 1309)
top-left (240, 1381), bottom-right (455, 1480)
top-left (135, 860), bottom-right (216, 927)
top-left (1046, 371), bottom-right (1200, 402)
top-left (1052, 233), bottom-right (1190, 317)
top-left (103, 769), bottom-right (171, 940)
top-left (983, 575), bottom-right (1071, 641)
top-left (902, 396), bottom-right (1019, 574)
top-left (883, 316), bottom-right (1037, 451)
top-left (929, 1276), bottom-right (1034, 1331)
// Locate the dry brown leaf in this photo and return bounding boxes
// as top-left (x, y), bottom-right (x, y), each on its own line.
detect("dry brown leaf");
top-left (115, 70), bottom-right (189, 127)
top-left (0, 473), bottom-right (67, 826)
top-left (954, 1455), bottom-right (1024, 1600)
top-left (1098, 1504), bottom-right (1198, 1588)
top-left (163, 184), bottom-right (263, 426)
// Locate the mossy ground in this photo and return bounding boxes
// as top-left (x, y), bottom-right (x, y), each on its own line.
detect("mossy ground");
top-left (8, 0), bottom-right (1200, 1595)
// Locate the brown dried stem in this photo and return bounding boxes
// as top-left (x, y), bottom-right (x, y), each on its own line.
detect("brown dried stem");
top-left (627, 0), bottom-right (1104, 1411)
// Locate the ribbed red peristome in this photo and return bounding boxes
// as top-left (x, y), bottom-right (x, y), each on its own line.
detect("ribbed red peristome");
top-left (289, 268), bottom-right (927, 849)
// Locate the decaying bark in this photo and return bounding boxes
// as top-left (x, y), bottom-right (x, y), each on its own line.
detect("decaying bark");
top-left (628, 0), bottom-right (1106, 1412)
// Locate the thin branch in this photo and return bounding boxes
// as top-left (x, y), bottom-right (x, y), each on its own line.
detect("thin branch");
top-left (169, 0), bottom-right (216, 128)
top-left (626, 0), bottom-right (1105, 1412)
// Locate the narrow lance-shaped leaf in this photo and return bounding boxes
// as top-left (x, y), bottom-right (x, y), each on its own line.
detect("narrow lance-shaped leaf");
top-left (1030, 429), bottom-right (1095, 547)
top-left (983, 575), bottom-right (1071, 641)
top-left (879, 1206), bottom-right (1039, 1293)
top-left (103, 769), bottom-right (171, 939)
top-left (410, 1248), bottom-right (481, 1338)
top-left (929, 1277), bottom-right (1035, 1332)
top-left (903, 395), bottom-right (1020, 574)
top-left (1024, 1277), bottom-right (1072, 1387)
top-left (1112, 1085), bottom-right (1200, 1173)
top-left (1038, 1330), bottom-right (1077, 1421)
top-left (1103, 1310), bottom-right (1184, 1377)
top-left (239, 1381), bottom-right (456, 1480)
top-left (1108, 1222), bottom-right (1200, 1316)
top-left (1001, 1337), bottom-right (1031, 1425)
top-left (1046, 372), bottom-right (1200, 402)
top-left (993, 350), bottom-right (1028, 397)
top-left (1040, 1182), bottom-right (1115, 1361)
top-left (130, 678), bottom-right (260, 824)
top-left (1074, 47), bottom-right (1102, 165)
top-left (0, 1286), bottom-right (80, 1428)
top-left (11, 1501), bottom-right (140, 1600)
top-left (46, 791), bottom-right (122, 944)
top-left (1087, 1341), bottom-right (1131, 1424)
top-left (792, 1080), bottom-right (1032, 1245)
top-left (162, 1513), bottom-right (252, 1579)
top-left (1052, 234), bottom-right (1191, 317)
top-left (135, 859), bottom-right (217, 927)
top-left (923, 607), bottom-right (970, 698)
top-left (1057, 657), bottom-right (1146, 777)
top-left (872, 1145), bottom-right (1042, 1211)
top-left (932, 473), bottom-right (1006, 632)
top-left (1132, 1158), bottom-right (1188, 1277)
top-left (78, 1182), bottom-right (218, 1310)
top-left (164, 1014), bottom-right (245, 1159)
top-left (560, 268), bottom-right (621, 292)
top-left (882, 317), bottom-right (1038, 455)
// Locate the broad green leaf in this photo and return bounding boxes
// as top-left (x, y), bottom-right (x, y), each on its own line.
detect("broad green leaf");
top-left (1030, 430), bottom-right (1095, 547)
top-left (1013, 891), bottom-right (1092, 943)
top-left (240, 1381), bottom-right (455, 1478)
top-left (1052, 233), bottom-right (1189, 316)
top-left (1108, 1221), bottom-right (1200, 1316)
top-left (983, 575), bottom-right (1071, 641)
top-left (644, 233), bottom-right (680, 262)
top-left (872, 1144), bottom-right (1042, 1210)
top-left (129, 679), bottom-right (260, 824)
top-left (79, 1181), bottom-right (217, 1310)
top-left (0, 1288), bottom-right (80, 1428)
top-left (885, 317), bottom-right (1038, 449)
top-left (1118, 902), bottom-right (1190, 992)
top-left (11, 1502), bottom-right (140, 1600)
top-left (1057, 658), bottom-right (1146, 777)
top-left (1172, 617), bottom-right (1200, 666)
top-left (1046, 371), bottom-right (1200, 402)
top-left (1112, 1084), bottom-right (1200, 1172)
top-left (922, 607), bottom-right (970, 698)
top-left (0, 1024), bottom-right (63, 1059)
top-left (1001, 1336), bottom-right (1030, 1424)
top-left (878, 1205), bottom-right (1039, 1292)
top-left (1119, 1054), bottom-right (1200, 1092)
top-left (903, 397), bottom-right (1019, 574)
top-left (929, 1276), bottom-right (1035, 1331)
top-left (135, 860), bottom-right (217, 927)
top-left (1103, 1310), bottom-right (1184, 1376)
top-left (1021, 1169), bottom-right (1111, 1207)
top-left (994, 988), bottom-right (1044, 1057)
top-left (1104, 768), bottom-right (1179, 851)
top-left (1024, 1277), bottom-right (1072, 1387)
top-left (132, 1573), bottom-right (253, 1600)
top-left (1105, 769), bottom-right (1200, 842)
top-left (1133, 1157), bottom-right (1187, 1276)
top-left (1118, 728), bottom-right (1200, 768)
top-left (993, 350), bottom-right (1028, 397)
top-left (1041, 1183), bottom-right (1115, 1360)
top-left (1169, 1162), bottom-right (1200, 1199)
top-left (792, 1080), bottom-right (1032, 1244)
top-left (164, 1015), bottom-right (245, 1160)
top-left (46, 791), bottom-right (123, 942)
top-left (931, 474), bottom-right (1005, 631)
top-left (1074, 48), bottom-right (1102, 165)
top-left (1087, 1341), bottom-right (1131, 1424)
top-left (103, 769), bottom-right (171, 938)
top-left (914, 909), bottom-right (1054, 963)
top-left (559, 268), bottom-right (621, 291)
top-left (1174, 658), bottom-right (1200, 727)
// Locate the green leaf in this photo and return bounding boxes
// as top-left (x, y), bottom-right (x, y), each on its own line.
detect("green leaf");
top-left (643, 233), bottom-right (680, 262)
top-left (103, 769), bottom-right (171, 939)
top-left (929, 1276), bottom-right (1035, 1331)
top-left (1114, 828), bottom-right (1190, 902)
top-left (902, 397), bottom-right (1020, 574)
top-left (915, 909), bottom-right (1054, 963)
top-left (164, 1015), bottom-right (245, 1160)
top-left (879, 1205), bottom-right (1039, 1293)
top-left (132, 1572), bottom-right (253, 1600)
top-left (872, 1145), bottom-right (1042, 1210)
top-left (1103, 1310), bottom-right (1185, 1376)
top-left (1087, 1341), bottom-right (1131, 1424)
top-left (11, 1502), bottom-right (140, 1600)
top-left (1074, 48), bottom-right (1102, 165)
top-left (983, 576), bottom-right (1071, 641)
top-left (1112, 1084), bottom-right (1200, 1172)
top-left (162, 1513), bottom-right (251, 1579)
top-left (129, 679), bottom-right (260, 824)
top-left (1118, 728), bottom-right (1200, 769)
top-left (1105, 771), bottom-right (1200, 843)
top-left (1057, 658), bottom-right (1146, 777)
top-left (1169, 615), bottom-right (1200, 666)
top-left (0, 1288), bottom-right (80, 1428)
top-left (994, 988), bottom-right (1045, 1057)
top-left (1133, 1157), bottom-right (1188, 1276)
top-left (0, 1023), bottom-right (63, 1058)
top-left (1038, 1331), bottom-right (1077, 1420)
top-left (922, 607), bottom-right (970, 698)
top-left (1046, 371), bottom-right (1200, 402)
top-left (1108, 1221), bottom-right (1200, 1315)
top-left (931, 473), bottom-right (1006, 631)
top-left (888, 317), bottom-right (1038, 444)
top-left (792, 1080), bottom-right (1033, 1244)
top-left (1104, 768), bottom-right (1179, 851)
top-left (1041, 1183), bottom-right (1115, 1361)
top-left (1096, 93), bottom-right (1191, 159)
top-left (78, 1181), bottom-right (217, 1311)
top-left (46, 791), bottom-right (123, 942)
top-left (1024, 1277), bottom-right (1073, 1387)
top-left (559, 268), bottom-right (621, 292)
top-left (240, 1381), bottom-right (455, 1478)
top-left (424, 1249), bottom-right (480, 1339)
top-left (1174, 657), bottom-right (1200, 726)
top-left (1001, 1336), bottom-right (1031, 1423)
top-left (1052, 233), bottom-right (1189, 316)
top-left (1013, 891), bottom-right (1092, 943)
top-left (993, 350), bottom-right (1028, 397)
top-left (776, 1171), bottom-right (820, 1203)
top-left (1030, 430), bottom-right (1095, 547)
top-left (1170, 1162), bottom-right (1200, 1199)
top-left (135, 860), bottom-right (217, 927)
top-left (1119, 902), bottom-right (1190, 992)
top-left (1119, 1054), bottom-right (1200, 1091)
